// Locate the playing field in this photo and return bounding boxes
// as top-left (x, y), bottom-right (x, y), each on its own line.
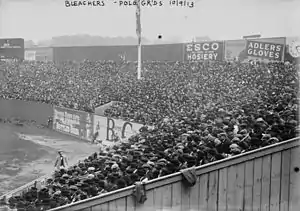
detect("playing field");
top-left (0, 122), bottom-right (98, 196)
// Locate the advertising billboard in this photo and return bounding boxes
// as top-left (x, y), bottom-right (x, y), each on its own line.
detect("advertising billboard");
top-left (245, 40), bottom-right (284, 61)
top-left (25, 50), bottom-right (36, 61)
top-left (184, 41), bottom-right (224, 61)
top-left (53, 107), bottom-right (93, 141)
top-left (225, 37), bottom-right (285, 62)
top-left (0, 38), bottom-right (24, 60)
top-left (93, 115), bottom-right (145, 145)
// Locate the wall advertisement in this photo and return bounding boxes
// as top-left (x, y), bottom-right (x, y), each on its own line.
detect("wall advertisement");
top-left (25, 50), bottom-right (36, 61)
top-left (184, 41), bottom-right (224, 61)
top-left (246, 40), bottom-right (284, 61)
top-left (93, 115), bottom-right (144, 145)
top-left (53, 107), bottom-right (93, 141)
top-left (0, 38), bottom-right (25, 60)
top-left (225, 37), bottom-right (285, 62)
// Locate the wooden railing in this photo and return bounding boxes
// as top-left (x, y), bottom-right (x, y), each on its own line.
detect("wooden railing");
top-left (0, 174), bottom-right (49, 200)
top-left (46, 137), bottom-right (299, 211)
top-left (0, 153), bottom-right (93, 202)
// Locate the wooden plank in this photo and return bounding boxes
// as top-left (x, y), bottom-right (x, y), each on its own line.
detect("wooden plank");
top-left (269, 152), bottom-right (281, 211)
top-left (108, 197), bottom-right (126, 211)
top-left (145, 139), bottom-right (299, 191)
top-left (207, 171), bottom-right (218, 211)
top-left (136, 189), bottom-right (154, 211)
top-left (198, 173), bottom-right (209, 211)
top-left (126, 195), bottom-right (136, 211)
top-left (217, 168), bottom-right (227, 211)
top-left (171, 182), bottom-right (181, 211)
top-left (51, 186), bottom-right (134, 211)
top-left (289, 146), bottom-right (300, 211)
top-left (154, 187), bottom-right (163, 210)
top-left (91, 203), bottom-right (108, 211)
top-left (108, 200), bottom-right (117, 211)
top-left (80, 208), bottom-right (91, 211)
top-left (181, 182), bottom-right (190, 211)
top-left (19, 138), bottom-right (295, 206)
top-left (280, 149), bottom-right (291, 211)
top-left (244, 160), bottom-right (254, 211)
top-left (195, 140), bottom-right (299, 184)
top-left (226, 165), bottom-right (237, 211)
top-left (253, 157), bottom-right (263, 211)
top-left (260, 155), bottom-right (271, 211)
top-left (162, 184), bottom-right (172, 210)
top-left (116, 198), bottom-right (126, 211)
top-left (46, 139), bottom-right (299, 211)
top-left (235, 163), bottom-right (245, 211)
top-left (189, 175), bottom-right (200, 211)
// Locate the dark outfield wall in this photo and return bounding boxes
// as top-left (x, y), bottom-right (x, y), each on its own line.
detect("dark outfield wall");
top-left (53, 45), bottom-right (137, 62)
top-left (141, 44), bottom-right (184, 61)
top-left (52, 44), bottom-right (184, 62)
top-left (52, 37), bottom-right (293, 63)
top-left (0, 99), bottom-right (52, 125)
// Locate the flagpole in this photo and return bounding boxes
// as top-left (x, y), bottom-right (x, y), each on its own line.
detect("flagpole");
top-left (137, 38), bottom-right (142, 80)
top-left (0, 0), bottom-right (4, 38)
top-left (136, 0), bottom-right (142, 80)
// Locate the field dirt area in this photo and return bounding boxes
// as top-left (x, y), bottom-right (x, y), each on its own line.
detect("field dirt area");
top-left (0, 121), bottom-right (99, 196)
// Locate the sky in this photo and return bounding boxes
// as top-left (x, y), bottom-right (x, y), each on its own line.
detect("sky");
top-left (0, 0), bottom-right (299, 42)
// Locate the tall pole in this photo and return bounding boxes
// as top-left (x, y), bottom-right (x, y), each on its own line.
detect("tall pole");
top-left (0, 0), bottom-right (3, 38)
top-left (137, 37), bottom-right (142, 80)
top-left (136, 0), bottom-right (142, 80)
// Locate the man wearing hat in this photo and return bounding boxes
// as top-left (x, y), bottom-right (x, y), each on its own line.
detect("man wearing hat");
top-left (54, 150), bottom-right (68, 170)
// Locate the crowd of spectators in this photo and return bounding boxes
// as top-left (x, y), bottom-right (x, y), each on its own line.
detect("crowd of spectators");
top-left (0, 59), bottom-right (299, 210)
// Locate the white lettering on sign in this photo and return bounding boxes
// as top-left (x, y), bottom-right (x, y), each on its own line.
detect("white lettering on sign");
top-left (248, 42), bottom-right (282, 52)
top-left (186, 42), bottom-right (220, 52)
top-left (247, 49), bottom-right (280, 59)
top-left (185, 41), bottom-right (222, 61)
top-left (56, 122), bottom-right (70, 133)
top-left (85, 113), bottom-right (93, 140)
top-left (211, 43), bottom-right (219, 51)
top-left (54, 109), bottom-right (80, 136)
top-left (203, 43), bottom-right (209, 51)
top-left (187, 53), bottom-right (218, 60)
top-left (246, 41), bottom-right (283, 60)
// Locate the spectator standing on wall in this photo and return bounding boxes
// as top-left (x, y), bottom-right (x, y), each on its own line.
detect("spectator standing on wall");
top-left (47, 116), bottom-right (53, 129)
top-left (54, 150), bottom-right (68, 170)
top-left (91, 131), bottom-right (99, 144)
top-left (112, 133), bottom-right (120, 143)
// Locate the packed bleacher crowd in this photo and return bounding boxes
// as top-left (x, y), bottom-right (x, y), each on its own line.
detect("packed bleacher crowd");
top-left (0, 59), bottom-right (299, 210)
